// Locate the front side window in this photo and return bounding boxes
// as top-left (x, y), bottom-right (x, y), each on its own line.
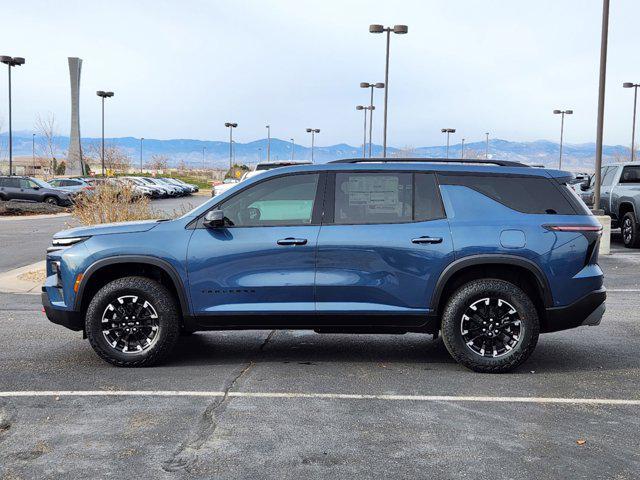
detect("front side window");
top-left (218, 173), bottom-right (320, 227)
top-left (601, 166), bottom-right (617, 187)
top-left (620, 166), bottom-right (640, 184)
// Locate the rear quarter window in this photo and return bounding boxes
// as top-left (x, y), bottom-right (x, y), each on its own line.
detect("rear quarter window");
top-left (438, 174), bottom-right (578, 215)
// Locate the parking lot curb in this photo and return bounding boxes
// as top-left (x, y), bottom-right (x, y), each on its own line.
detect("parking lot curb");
top-left (0, 261), bottom-right (45, 294)
top-left (0, 213), bottom-right (71, 222)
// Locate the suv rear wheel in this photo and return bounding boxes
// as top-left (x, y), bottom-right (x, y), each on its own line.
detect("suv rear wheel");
top-left (621, 211), bottom-right (640, 248)
top-left (85, 276), bottom-right (180, 367)
top-left (44, 196), bottom-right (59, 206)
top-left (441, 279), bottom-right (539, 373)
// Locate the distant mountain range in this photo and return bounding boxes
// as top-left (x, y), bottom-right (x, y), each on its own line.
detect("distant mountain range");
top-left (0, 131), bottom-right (632, 171)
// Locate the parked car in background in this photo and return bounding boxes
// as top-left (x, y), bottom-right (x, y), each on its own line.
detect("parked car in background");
top-left (213, 178), bottom-right (240, 197)
top-left (49, 178), bottom-right (94, 194)
top-left (583, 162), bottom-right (640, 247)
top-left (170, 178), bottom-right (199, 193)
top-left (212, 160), bottom-right (313, 197)
top-left (142, 177), bottom-right (181, 197)
top-left (155, 177), bottom-right (190, 196)
top-left (43, 158), bottom-right (605, 373)
top-left (0, 176), bottom-right (75, 206)
top-left (119, 177), bottom-right (158, 198)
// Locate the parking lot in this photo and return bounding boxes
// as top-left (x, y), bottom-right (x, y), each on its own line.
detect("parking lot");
top-left (0, 204), bottom-right (639, 479)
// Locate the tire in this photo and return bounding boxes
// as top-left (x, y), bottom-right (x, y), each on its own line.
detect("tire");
top-left (43, 196), bottom-right (59, 206)
top-left (621, 212), bottom-right (640, 248)
top-left (441, 279), bottom-right (539, 373)
top-left (85, 276), bottom-right (180, 367)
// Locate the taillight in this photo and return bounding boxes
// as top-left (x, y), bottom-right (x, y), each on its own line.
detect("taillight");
top-left (544, 224), bottom-right (602, 265)
top-left (543, 225), bottom-right (602, 233)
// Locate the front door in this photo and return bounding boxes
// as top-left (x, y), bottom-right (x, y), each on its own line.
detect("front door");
top-left (315, 171), bottom-right (454, 324)
top-left (187, 172), bottom-right (324, 318)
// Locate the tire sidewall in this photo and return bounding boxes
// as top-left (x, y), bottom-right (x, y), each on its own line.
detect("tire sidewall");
top-left (622, 212), bottom-right (638, 248)
top-left (441, 279), bottom-right (540, 372)
top-left (85, 276), bottom-right (180, 366)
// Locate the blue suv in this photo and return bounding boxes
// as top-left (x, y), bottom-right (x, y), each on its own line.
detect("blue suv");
top-left (42, 159), bottom-right (605, 372)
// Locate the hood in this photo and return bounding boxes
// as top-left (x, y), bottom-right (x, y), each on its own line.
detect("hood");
top-left (54, 219), bottom-right (161, 239)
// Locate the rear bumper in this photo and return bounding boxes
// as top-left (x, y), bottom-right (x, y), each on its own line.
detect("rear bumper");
top-left (543, 287), bottom-right (606, 333)
top-left (42, 289), bottom-right (83, 331)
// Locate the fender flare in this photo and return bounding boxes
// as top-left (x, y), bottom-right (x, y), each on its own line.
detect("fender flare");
top-left (73, 255), bottom-right (190, 315)
top-left (430, 254), bottom-right (553, 315)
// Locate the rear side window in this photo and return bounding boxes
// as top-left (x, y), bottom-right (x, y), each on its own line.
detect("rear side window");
top-left (415, 173), bottom-right (445, 221)
top-left (439, 174), bottom-right (577, 215)
top-left (620, 166), bottom-right (640, 184)
top-left (334, 173), bottom-right (413, 224)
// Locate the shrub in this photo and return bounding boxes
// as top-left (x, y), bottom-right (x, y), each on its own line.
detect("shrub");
top-left (72, 183), bottom-right (155, 225)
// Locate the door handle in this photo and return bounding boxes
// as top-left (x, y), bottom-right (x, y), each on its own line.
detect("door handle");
top-left (411, 236), bottom-right (443, 244)
top-left (277, 237), bottom-right (308, 246)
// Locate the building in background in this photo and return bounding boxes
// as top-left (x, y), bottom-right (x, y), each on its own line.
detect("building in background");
top-left (67, 57), bottom-right (86, 175)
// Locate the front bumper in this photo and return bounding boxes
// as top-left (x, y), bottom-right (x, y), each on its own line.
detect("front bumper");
top-left (543, 287), bottom-right (606, 333)
top-left (42, 288), bottom-right (83, 331)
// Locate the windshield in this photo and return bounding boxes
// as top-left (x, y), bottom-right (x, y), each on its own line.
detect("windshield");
top-left (141, 178), bottom-right (157, 185)
top-left (32, 178), bottom-right (53, 188)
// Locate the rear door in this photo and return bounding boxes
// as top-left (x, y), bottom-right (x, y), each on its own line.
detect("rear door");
top-left (599, 166), bottom-right (618, 215)
top-left (315, 171), bottom-right (454, 324)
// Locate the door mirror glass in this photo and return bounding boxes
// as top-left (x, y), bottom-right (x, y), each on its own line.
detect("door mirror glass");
top-left (203, 209), bottom-right (225, 228)
top-left (580, 180), bottom-right (590, 191)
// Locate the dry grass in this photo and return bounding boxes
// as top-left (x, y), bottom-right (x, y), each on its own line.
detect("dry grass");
top-left (72, 183), bottom-right (155, 226)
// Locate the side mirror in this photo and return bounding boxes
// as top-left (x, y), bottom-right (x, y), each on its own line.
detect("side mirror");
top-left (33, 186), bottom-right (40, 190)
top-left (203, 209), bottom-right (225, 228)
top-left (580, 181), bottom-right (590, 191)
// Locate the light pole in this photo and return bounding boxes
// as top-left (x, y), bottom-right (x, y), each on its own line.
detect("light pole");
top-left (265, 124), bottom-right (271, 161)
top-left (360, 82), bottom-right (384, 157)
top-left (441, 128), bottom-right (456, 158)
top-left (258, 147), bottom-right (263, 162)
top-left (623, 82), bottom-right (640, 161)
top-left (202, 146), bottom-right (207, 171)
top-left (32, 133), bottom-right (36, 173)
top-left (593, 0), bottom-right (610, 212)
top-left (96, 90), bottom-right (114, 176)
top-left (224, 122), bottom-right (237, 169)
top-left (356, 105), bottom-right (368, 158)
top-left (1, 56), bottom-right (25, 176)
top-left (306, 128), bottom-right (320, 163)
top-left (139, 137), bottom-right (144, 173)
top-left (290, 138), bottom-right (295, 160)
top-left (461, 138), bottom-right (465, 159)
top-left (369, 24), bottom-right (408, 158)
top-left (485, 132), bottom-right (490, 159)
top-left (553, 109), bottom-right (573, 169)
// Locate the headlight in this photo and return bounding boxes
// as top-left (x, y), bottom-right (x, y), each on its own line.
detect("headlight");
top-left (48, 236), bottom-right (89, 253)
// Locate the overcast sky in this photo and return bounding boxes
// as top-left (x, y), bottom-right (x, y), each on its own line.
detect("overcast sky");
top-left (1, 0), bottom-right (639, 148)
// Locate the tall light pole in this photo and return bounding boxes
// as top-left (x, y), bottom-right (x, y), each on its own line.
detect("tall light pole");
top-left (360, 82), bottom-right (384, 157)
top-left (485, 132), bottom-right (490, 159)
top-left (96, 91), bottom-right (114, 177)
top-left (623, 82), bottom-right (640, 161)
top-left (140, 137), bottom-right (144, 173)
top-left (461, 138), bottom-right (465, 159)
top-left (224, 122), bottom-right (237, 169)
top-left (441, 128), bottom-right (456, 158)
top-left (265, 124), bottom-right (271, 162)
top-left (306, 128), bottom-right (320, 163)
top-left (356, 105), bottom-right (368, 158)
top-left (369, 24), bottom-right (408, 158)
top-left (258, 147), bottom-right (263, 162)
top-left (202, 146), bottom-right (207, 171)
top-left (290, 138), bottom-right (295, 160)
top-left (32, 133), bottom-right (36, 173)
top-left (553, 109), bottom-right (573, 169)
top-left (593, 0), bottom-right (610, 212)
top-left (1, 56), bottom-right (25, 176)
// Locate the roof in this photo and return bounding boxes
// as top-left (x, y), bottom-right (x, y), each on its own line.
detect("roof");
top-left (330, 157), bottom-right (527, 168)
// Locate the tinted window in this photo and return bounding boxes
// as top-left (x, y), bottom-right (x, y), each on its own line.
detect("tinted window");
top-left (439, 174), bottom-right (576, 215)
top-left (620, 166), bottom-right (640, 184)
top-left (601, 166), bottom-right (617, 186)
top-left (3, 178), bottom-right (20, 188)
top-left (20, 179), bottom-right (38, 189)
top-left (414, 173), bottom-right (445, 221)
top-left (218, 173), bottom-right (320, 227)
top-left (0, 178), bottom-right (7, 187)
top-left (334, 172), bottom-right (412, 224)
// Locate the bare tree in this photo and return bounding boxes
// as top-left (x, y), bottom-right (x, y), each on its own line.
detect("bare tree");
top-left (35, 113), bottom-right (59, 175)
top-left (146, 155), bottom-right (169, 174)
top-left (86, 143), bottom-right (131, 174)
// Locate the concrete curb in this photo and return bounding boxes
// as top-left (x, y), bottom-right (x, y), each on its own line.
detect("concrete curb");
top-left (0, 213), bottom-right (71, 222)
top-left (0, 261), bottom-right (46, 294)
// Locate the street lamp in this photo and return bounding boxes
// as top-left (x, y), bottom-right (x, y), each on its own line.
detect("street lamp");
top-left (96, 90), bottom-right (114, 176)
top-left (140, 137), bottom-right (144, 173)
top-left (485, 132), bottom-right (490, 159)
top-left (202, 146), bottom-right (207, 171)
top-left (290, 138), bottom-right (295, 160)
top-left (461, 138), bottom-right (465, 159)
top-left (1, 55), bottom-right (26, 176)
top-left (441, 128), bottom-right (456, 158)
top-left (306, 128), bottom-right (320, 163)
top-left (360, 82), bottom-right (384, 157)
top-left (369, 24), bottom-right (408, 158)
top-left (265, 124), bottom-right (271, 162)
top-left (593, 0), bottom-right (610, 213)
top-left (553, 109), bottom-right (573, 169)
top-left (623, 82), bottom-right (640, 162)
top-left (224, 122), bottom-right (237, 168)
top-left (356, 106), bottom-right (367, 158)
top-left (32, 133), bottom-right (36, 173)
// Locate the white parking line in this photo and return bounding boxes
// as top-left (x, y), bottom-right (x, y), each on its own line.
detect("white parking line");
top-left (0, 390), bottom-right (638, 406)
top-left (607, 289), bottom-right (640, 292)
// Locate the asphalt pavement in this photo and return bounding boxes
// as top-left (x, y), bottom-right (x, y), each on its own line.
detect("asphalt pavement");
top-left (0, 211), bottom-right (638, 478)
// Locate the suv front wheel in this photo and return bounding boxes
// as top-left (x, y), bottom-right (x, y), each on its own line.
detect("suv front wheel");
top-left (85, 276), bottom-right (180, 367)
top-left (441, 279), bottom-right (540, 373)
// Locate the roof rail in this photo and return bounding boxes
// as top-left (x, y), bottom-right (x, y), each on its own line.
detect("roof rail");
top-left (329, 158), bottom-right (529, 168)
